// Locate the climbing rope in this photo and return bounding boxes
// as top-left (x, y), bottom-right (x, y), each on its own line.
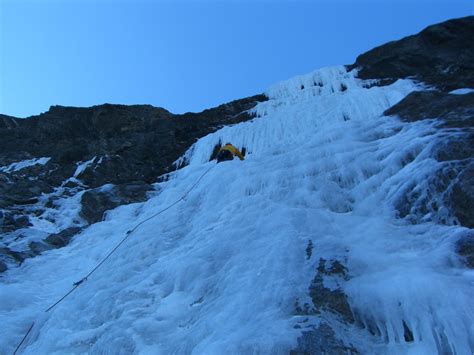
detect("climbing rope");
top-left (13, 164), bottom-right (215, 354)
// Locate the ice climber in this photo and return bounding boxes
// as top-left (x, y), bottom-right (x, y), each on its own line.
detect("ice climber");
top-left (216, 143), bottom-right (245, 163)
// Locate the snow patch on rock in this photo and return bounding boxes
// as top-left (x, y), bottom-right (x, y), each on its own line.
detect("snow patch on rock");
top-left (0, 157), bottom-right (51, 173)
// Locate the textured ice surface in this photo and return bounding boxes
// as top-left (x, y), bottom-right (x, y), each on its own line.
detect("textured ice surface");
top-left (1, 67), bottom-right (473, 354)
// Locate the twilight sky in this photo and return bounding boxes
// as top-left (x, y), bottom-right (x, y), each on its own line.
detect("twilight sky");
top-left (0, 0), bottom-right (472, 118)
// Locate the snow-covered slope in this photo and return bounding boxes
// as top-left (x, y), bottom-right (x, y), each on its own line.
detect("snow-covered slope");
top-left (2, 66), bottom-right (473, 354)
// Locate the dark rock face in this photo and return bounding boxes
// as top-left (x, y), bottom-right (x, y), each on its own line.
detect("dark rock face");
top-left (0, 96), bottom-right (266, 189)
top-left (0, 95), bottom-right (267, 272)
top-left (45, 227), bottom-right (83, 248)
top-left (0, 246), bottom-right (33, 268)
top-left (451, 165), bottom-right (474, 228)
top-left (291, 323), bottom-right (358, 355)
top-left (80, 183), bottom-right (151, 224)
top-left (292, 258), bottom-right (357, 354)
top-left (0, 114), bottom-right (20, 130)
top-left (0, 227), bottom-right (84, 272)
top-left (456, 230), bottom-right (474, 268)
top-left (308, 259), bottom-right (354, 324)
top-left (0, 212), bottom-right (32, 233)
top-left (0, 96), bottom-right (265, 195)
top-left (349, 16), bottom-right (474, 91)
top-left (0, 260), bottom-right (7, 272)
top-left (384, 91), bottom-right (474, 126)
top-left (28, 241), bottom-right (51, 255)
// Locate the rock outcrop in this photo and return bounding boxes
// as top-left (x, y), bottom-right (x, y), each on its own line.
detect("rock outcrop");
top-left (0, 95), bottom-right (267, 271)
top-left (348, 16), bottom-right (474, 91)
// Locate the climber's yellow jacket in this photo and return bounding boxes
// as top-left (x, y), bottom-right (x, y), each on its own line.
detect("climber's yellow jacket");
top-left (220, 144), bottom-right (245, 160)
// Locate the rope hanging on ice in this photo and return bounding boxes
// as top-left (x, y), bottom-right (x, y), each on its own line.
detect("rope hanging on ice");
top-left (12, 165), bottom-right (215, 355)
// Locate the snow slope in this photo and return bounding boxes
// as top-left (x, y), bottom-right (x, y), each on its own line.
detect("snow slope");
top-left (449, 88), bottom-right (474, 95)
top-left (0, 157), bottom-right (50, 173)
top-left (1, 66), bottom-right (473, 354)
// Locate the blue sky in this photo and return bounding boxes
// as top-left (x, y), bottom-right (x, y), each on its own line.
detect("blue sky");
top-left (1, 0), bottom-right (472, 118)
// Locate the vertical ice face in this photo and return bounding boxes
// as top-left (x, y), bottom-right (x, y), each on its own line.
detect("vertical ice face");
top-left (183, 66), bottom-right (418, 165)
top-left (1, 66), bottom-right (473, 354)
